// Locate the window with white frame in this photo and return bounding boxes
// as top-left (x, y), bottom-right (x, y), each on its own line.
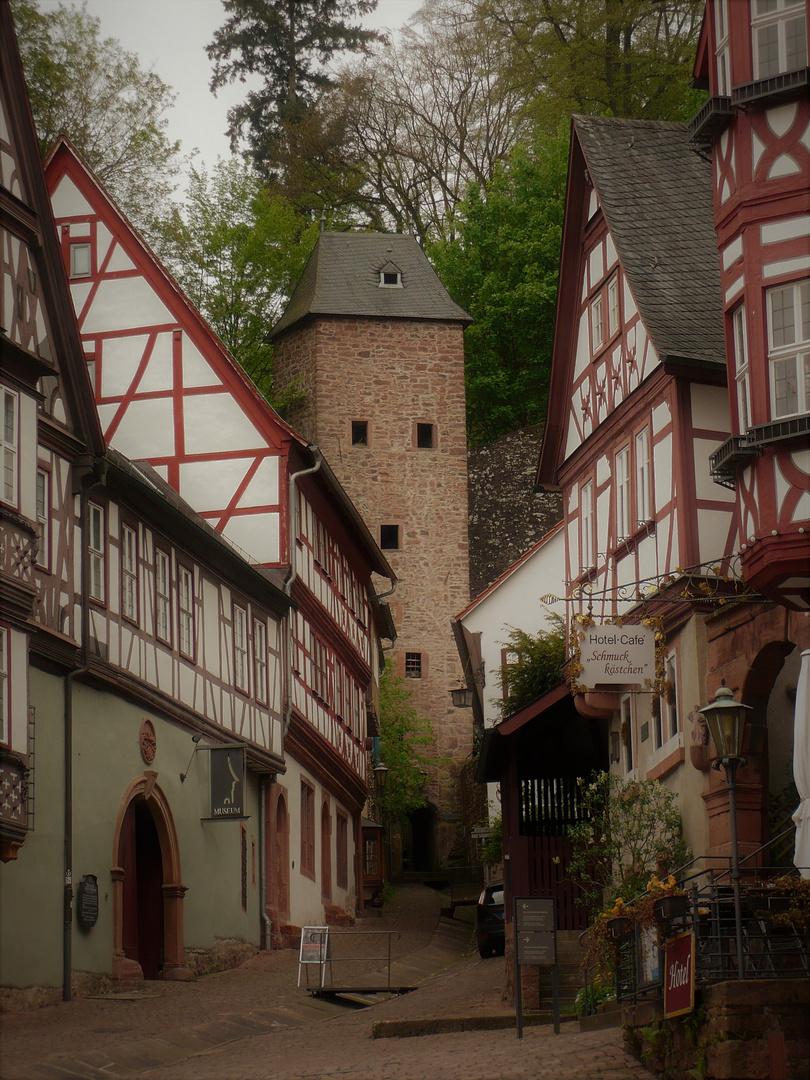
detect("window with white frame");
top-left (620, 694), bottom-right (634, 774)
top-left (590, 291), bottom-right (604, 352)
top-left (752, 0), bottom-right (807, 79)
top-left (233, 604), bottom-right (248, 693)
top-left (580, 479), bottom-right (595, 571)
top-left (155, 549), bottom-right (171, 643)
top-left (0, 626), bottom-right (7, 744)
top-left (178, 564), bottom-right (194, 658)
top-left (2, 388), bottom-right (18, 508)
top-left (715, 0), bottom-right (730, 94)
top-left (88, 502), bottom-right (105, 603)
top-left (607, 275), bottom-right (620, 339)
top-left (767, 279), bottom-right (810, 419)
top-left (69, 242), bottom-right (92, 278)
top-left (732, 305), bottom-right (751, 431)
top-left (253, 618), bottom-right (268, 703)
top-left (615, 446), bottom-right (631, 542)
top-left (635, 427), bottom-right (652, 524)
top-left (121, 524), bottom-right (138, 622)
top-left (36, 468), bottom-right (49, 569)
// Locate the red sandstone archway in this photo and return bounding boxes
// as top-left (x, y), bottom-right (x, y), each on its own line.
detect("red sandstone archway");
top-left (110, 772), bottom-right (190, 984)
top-left (267, 786), bottom-right (290, 941)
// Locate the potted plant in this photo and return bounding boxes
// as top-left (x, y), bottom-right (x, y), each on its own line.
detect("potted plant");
top-left (745, 875), bottom-right (810, 933)
top-left (647, 874), bottom-right (689, 923)
top-left (605, 897), bottom-right (633, 940)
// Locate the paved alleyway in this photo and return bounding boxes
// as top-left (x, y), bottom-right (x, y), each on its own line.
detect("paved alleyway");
top-left (0, 885), bottom-right (656, 1080)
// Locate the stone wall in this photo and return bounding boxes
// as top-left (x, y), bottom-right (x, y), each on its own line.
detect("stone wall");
top-left (467, 426), bottom-right (562, 598)
top-left (623, 979), bottom-right (810, 1080)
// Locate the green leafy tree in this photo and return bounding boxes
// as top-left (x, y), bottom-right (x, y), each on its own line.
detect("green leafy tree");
top-left (431, 127), bottom-right (567, 444)
top-left (377, 659), bottom-right (435, 823)
top-left (495, 615), bottom-right (566, 718)
top-left (166, 158), bottom-right (319, 404)
top-left (478, 0), bottom-right (706, 132)
top-left (567, 771), bottom-right (690, 911)
top-left (11, 0), bottom-right (182, 245)
top-left (207, 0), bottom-right (381, 185)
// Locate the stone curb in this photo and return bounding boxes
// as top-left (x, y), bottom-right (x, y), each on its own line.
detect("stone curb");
top-left (371, 1014), bottom-right (580, 1039)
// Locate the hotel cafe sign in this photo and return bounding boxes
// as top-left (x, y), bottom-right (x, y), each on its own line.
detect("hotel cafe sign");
top-left (577, 623), bottom-right (656, 688)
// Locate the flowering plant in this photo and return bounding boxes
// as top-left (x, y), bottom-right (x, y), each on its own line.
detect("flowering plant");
top-left (646, 874), bottom-right (681, 897)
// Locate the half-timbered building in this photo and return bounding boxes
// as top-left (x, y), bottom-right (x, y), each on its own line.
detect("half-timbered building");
top-left (687, 0), bottom-right (810, 862)
top-left (0, 1), bottom-right (296, 999)
top-left (536, 114), bottom-right (740, 856)
top-left (43, 137), bottom-right (396, 946)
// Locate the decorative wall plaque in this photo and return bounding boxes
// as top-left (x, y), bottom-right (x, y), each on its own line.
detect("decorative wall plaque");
top-left (77, 874), bottom-right (99, 929)
top-left (139, 719), bottom-right (157, 764)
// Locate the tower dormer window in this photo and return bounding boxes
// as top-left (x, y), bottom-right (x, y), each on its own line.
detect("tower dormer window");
top-left (379, 263), bottom-right (403, 288)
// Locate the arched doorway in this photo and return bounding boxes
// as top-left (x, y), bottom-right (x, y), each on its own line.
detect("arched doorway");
top-left (111, 773), bottom-right (189, 984)
top-left (121, 797), bottom-right (164, 978)
top-left (406, 806), bottom-right (437, 872)
top-left (270, 790), bottom-right (290, 922)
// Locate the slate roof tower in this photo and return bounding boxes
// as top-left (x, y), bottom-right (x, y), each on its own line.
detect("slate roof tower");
top-left (272, 232), bottom-right (473, 870)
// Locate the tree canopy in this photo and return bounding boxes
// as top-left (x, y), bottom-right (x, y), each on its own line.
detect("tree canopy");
top-left (207, 0), bottom-right (381, 182)
top-left (430, 128), bottom-right (568, 444)
top-left (11, 0), bottom-right (182, 245)
top-left (166, 158), bottom-right (319, 407)
top-left (477, 0), bottom-right (706, 131)
top-left (494, 615), bottom-right (567, 718)
top-left (377, 659), bottom-right (435, 823)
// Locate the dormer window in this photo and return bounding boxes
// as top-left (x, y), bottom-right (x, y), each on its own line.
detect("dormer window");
top-left (379, 263), bottom-right (403, 288)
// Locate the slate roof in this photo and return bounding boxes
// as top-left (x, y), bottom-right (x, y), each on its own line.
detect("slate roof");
top-left (574, 115), bottom-right (725, 365)
top-left (271, 231), bottom-right (471, 338)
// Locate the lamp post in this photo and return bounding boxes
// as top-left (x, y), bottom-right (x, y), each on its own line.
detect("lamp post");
top-left (699, 684), bottom-right (753, 980)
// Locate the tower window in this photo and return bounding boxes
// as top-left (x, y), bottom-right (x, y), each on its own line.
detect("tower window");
top-left (351, 420), bottom-right (369, 445)
top-left (405, 652), bottom-right (422, 678)
top-left (416, 423), bottom-right (435, 448)
top-left (380, 524), bottom-right (399, 549)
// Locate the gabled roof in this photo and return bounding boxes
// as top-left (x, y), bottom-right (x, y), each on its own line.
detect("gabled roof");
top-left (537, 114), bottom-right (724, 487)
top-left (0, 1), bottom-right (103, 455)
top-left (574, 114), bottom-right (724, 366)
top-left (271, 231), bottom-right (471, 338)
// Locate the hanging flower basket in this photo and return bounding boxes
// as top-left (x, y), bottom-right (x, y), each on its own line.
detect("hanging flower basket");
top-left (606, 915), bottom-right (633, 940)
top-left (653, 893), bottom-right (689, 922)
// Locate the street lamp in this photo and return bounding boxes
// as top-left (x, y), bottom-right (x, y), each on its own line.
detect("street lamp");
top-left (699, 683), bottom-right (753, 980)
top-left (450, 685), bottom-right (475, 708)
top-left (373, 761), bottom-right (389, 793)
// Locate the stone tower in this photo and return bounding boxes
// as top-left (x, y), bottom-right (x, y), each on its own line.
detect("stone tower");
top-left (271, 231), bottom-right (472, 869)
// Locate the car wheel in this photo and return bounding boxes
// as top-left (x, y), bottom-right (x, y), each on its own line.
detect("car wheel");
top-left (478, 943), bottom-right (492, 959)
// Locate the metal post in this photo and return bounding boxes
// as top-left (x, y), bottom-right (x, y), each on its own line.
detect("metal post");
top-left (725, 758), bottom-right (746, 980)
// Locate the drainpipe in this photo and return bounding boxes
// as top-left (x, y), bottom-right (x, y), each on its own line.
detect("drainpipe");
top-left (283, 448), bottom-right (322, 736)
top-left (259, 777), bottom-right (272, 950)
top-left (64, 456), bottom-right (106, 1001)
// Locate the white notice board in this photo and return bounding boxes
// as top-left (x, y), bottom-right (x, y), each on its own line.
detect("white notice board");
top-left (297, 926), bottom-right (330, 987)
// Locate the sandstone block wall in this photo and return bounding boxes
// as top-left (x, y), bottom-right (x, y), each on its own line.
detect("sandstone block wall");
top-left (275, 316), bottom-right (474, 866)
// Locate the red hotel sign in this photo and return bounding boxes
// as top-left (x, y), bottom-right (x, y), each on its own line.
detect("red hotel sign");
top-left (663, 932), bottom-right (695, 1018)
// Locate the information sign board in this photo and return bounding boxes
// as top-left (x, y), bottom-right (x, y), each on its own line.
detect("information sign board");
top-left (516, 931), bottom-right (555, 965)
top-left (515, 897), bottom-right (555, 933)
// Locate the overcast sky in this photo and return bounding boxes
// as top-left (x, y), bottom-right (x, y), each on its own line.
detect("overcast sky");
top-left (39, 0), bottom-right (423, 178)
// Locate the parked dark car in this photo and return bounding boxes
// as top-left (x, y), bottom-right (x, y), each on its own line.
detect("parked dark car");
top-left (476, 882), bottom-right (505, 958)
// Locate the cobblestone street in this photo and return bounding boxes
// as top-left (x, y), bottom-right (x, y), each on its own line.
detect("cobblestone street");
top-left (1, 886), bottom-right (655, 1080)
